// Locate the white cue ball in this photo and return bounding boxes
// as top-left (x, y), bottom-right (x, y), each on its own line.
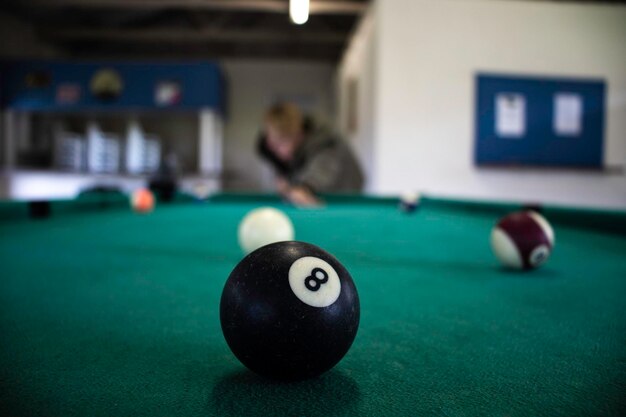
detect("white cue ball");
top-left (238, 207), bottom-right (295, 254)
top-left (399, 191), bottom-right (421, 212)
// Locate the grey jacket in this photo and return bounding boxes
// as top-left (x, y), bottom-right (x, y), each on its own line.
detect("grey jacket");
top-left (289, 127), bottom-right (364, 193)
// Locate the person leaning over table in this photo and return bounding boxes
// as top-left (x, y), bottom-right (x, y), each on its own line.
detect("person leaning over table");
top-left (256, 102), bottom-right (364, 206)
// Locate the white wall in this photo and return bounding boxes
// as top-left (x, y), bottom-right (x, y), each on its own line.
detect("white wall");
top-left (220, 60), bottom-right (335, 191)
top-left (369, 0), bottom-right (626, 209)
top-left (337, 9), bottom-right (377, 192)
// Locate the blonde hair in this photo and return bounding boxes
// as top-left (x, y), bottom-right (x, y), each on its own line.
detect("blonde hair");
top-left (265, 102), bottom-right (303, 138)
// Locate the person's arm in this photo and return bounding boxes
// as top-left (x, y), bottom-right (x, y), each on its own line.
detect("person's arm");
top-left (275, 175), bottom-right (321, 206)
top-left (284, 185), bottom-right (321, 207)
top-left (294, 147), bottom-right (342, 194)
top-left (276, 148), bottom-right (340, 207)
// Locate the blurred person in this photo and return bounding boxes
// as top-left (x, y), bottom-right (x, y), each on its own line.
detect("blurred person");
top-left (257, 103), bottom-right (364, 206)
top-left (148, 152), bottom-right (179, 202)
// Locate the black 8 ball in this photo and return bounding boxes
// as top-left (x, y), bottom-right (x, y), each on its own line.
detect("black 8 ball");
top-left (220, 241), bottom-right (360, 380)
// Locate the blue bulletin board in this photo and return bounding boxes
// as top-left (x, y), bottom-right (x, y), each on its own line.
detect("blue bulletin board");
top-left (474, 73), bottom-right (605, 168)
top-left (0, 60), bottom-right (226, 113)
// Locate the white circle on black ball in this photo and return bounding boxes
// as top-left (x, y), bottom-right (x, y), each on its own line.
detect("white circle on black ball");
top-left (288, 256), bottom-right (341, 308)
top-left (529, 244), bottom-right (550, 267)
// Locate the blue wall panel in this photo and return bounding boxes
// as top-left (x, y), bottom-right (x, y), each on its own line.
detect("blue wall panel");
top-left (0, 60), bottom-right (225, 113)
top-left (474, 73), bottom-right (605, 168)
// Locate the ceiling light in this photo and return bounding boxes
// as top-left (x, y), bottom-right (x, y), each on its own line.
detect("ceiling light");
top-left (290, 0), bottom-right (310, 25)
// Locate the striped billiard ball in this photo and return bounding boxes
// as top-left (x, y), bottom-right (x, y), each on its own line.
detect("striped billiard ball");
top-left (490, 211), bottom-right (555, 270)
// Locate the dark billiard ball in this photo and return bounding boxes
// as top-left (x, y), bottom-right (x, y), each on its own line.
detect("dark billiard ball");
top-left (220, 241), bottom-right (360, 380)
top-left (399, 191), bottom-right (421, 213)
top-left (491, 211), bottom-right (555, 270)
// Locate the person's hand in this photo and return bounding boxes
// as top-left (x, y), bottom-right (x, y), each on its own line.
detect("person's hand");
top-left (287, 186), bottom-right (321, 207)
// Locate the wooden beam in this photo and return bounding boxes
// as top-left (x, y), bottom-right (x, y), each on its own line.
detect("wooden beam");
top-left (43, 28), bottom-right (349, 44)
top-left (28, 0), bottom-right (368, 15)
top-left (64, 42), bottom-right (343, 61)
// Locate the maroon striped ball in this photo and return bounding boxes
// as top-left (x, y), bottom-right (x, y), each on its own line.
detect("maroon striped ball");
top-left (490, 211), bottom-right (555, 270)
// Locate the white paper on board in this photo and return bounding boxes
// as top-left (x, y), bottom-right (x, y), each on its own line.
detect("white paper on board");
top-left (554, 93), bottom-right (583, 136)
top-left (495, 93), bottom-right (526, 138)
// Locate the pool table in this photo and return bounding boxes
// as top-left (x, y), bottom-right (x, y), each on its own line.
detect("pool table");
top-left (1, 193), bottom-right (625, 417)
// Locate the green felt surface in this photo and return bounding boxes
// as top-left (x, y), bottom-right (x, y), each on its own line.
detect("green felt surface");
top-left (1, 197), bottom-right (625, 416)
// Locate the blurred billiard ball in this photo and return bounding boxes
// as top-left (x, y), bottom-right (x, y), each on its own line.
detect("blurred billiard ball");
top-left (491, 210), bottom-right (555, 270)
top-left (220, 241), bottom-right (360, 380)
top-left (238, 207), bottom-right (295, 254)
top-left (131, 188), bottom-right (155, 213)
top-left (399, 191), bottom-right (421, 213)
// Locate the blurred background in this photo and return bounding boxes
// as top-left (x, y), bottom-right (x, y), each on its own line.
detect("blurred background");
top-left (0, 0), bottom-right (625, 208)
